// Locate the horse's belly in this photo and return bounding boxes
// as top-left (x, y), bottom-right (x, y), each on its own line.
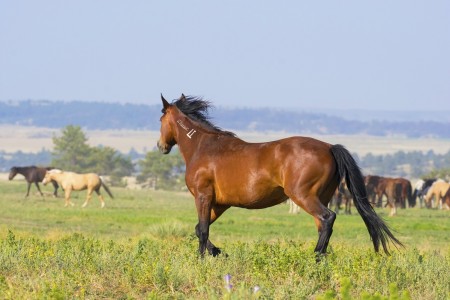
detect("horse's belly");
top-left (72, 184), bottom-right (88, 191)
top-left (215, 184), bottom-right (288, 209)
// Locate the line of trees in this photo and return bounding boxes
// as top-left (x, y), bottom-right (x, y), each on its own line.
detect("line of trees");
top-left (51, 125), bottom-right (134, 186)
top-left (50, 125), bottom-right (187, 189)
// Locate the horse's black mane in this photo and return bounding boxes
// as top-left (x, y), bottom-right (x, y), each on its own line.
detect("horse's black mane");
top-left (172, 95), bottom-right (235, 136)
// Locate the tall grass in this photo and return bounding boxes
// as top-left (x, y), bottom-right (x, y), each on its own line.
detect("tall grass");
top-left (0, 181), bottom-right (449, 299)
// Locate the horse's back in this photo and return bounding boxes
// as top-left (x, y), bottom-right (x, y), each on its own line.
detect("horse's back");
top-left (431, 181), bottom-right (450, 196)
top-left (61, 172), bottom-right (101, 190)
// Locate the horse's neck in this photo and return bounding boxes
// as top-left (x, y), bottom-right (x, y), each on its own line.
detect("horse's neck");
top-left (16, 167), bottom-right (29, 176)
top-left (50, 173), bottom-right (64, 182)
top-left (174, 118), bottom-right (214, 163)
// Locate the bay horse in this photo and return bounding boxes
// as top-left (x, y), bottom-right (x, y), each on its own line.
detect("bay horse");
top-left (9, 166), bottom-right (59, 197)
top-left (42, 169), bottom-right (113, 208)
top-left (157, 94), bottom-right (402, 257)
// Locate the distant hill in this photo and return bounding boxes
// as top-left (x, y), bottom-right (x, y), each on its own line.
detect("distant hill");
top-left (1, 100), bottom-right (450, 138)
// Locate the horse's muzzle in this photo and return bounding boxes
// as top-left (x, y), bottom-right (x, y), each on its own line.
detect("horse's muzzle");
top-left (157, 141), bottom-right (172, 154)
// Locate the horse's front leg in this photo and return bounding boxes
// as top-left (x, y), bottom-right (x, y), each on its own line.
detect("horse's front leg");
top-left (194, 191), bottom-right (212, 257)
top-left (64, 189), bottom-right (74, 207)
top-left (82, 189), bottom-right (93, 208)
top-left (35, 182), bottom-right (44, 196)
top-left (195, 204), bottom-right (230, 257)
top-left (25, 182), bottom-right (32, 197)
top-left (195, 224), bottom-right (216, 256)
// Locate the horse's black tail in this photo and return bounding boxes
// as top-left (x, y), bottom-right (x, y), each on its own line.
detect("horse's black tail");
top-left (330, 144), bottom-right (403, 254)
top-left (395, 183), bottom-right (404, 208)
top-left (411, 188), bottom-right (418, 206)
top-left (100, 178), bottom-right (114, 199)
top-left (406, 182), bottom-right (415, 208)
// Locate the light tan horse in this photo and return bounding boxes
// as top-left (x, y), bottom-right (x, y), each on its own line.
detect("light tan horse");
top-left (42, 169), bottom-right (113, 208)
top-left (424, 180), bottom-right (450, 209)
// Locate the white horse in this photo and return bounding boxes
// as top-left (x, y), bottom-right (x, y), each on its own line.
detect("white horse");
top-left (287, 199), bottom-right (301, 214)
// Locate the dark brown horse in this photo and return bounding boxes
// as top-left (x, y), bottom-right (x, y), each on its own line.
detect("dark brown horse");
top-left (9, 166), bottom-right (59, 197)
top-left (157, 94), bottom-right (402, 257)
top-left (364, 175), bottom-right (383, 207)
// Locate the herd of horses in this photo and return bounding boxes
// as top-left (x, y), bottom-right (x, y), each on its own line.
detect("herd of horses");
top-left (5, 94), bottom-right (449, 258)
top-left (327, 176), bottom-right (450, 217)
top-left (8, 166), bottom-right (113, 208)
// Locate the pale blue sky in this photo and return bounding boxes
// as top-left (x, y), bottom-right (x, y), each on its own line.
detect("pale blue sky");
top-left (1, 1), bottom-right (449, 111)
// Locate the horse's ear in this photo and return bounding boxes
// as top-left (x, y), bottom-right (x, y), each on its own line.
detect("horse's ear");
top-left (180, 94), bottom-right (186, 101)
top-left (161, 94), bottom-right (170, 110)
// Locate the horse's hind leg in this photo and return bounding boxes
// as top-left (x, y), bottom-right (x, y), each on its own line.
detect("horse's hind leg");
top-left (286, 178), bottom-right (337, 257)
top-left (289, 193), bottom-right (336, 255)
top-left (95, 189), bottom-right (105, 208)
top-left (313, 205), bottom-right (336, 255)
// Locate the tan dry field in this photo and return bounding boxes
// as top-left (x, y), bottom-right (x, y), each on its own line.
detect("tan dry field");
top-left (1, 125), bottom-right (450, 156)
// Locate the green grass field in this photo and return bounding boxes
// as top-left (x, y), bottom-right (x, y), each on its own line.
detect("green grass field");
top-left (0, 181), bottom-right (449, 299)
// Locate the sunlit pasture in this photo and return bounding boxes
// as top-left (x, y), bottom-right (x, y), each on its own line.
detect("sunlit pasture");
top-left (0, 180), bottom-right (449, 299)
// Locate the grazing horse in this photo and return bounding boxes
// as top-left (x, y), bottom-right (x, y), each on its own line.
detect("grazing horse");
top-left (157, 94), bottom-right (402, 257)
top-left (412, 179), bottom-right (437, 208)
top-left (424, 181), bottom-right (450, 209)
top-left (9, 166), bottom-right (59, 197)
top-left (42, 170), bottom-right (113, 208)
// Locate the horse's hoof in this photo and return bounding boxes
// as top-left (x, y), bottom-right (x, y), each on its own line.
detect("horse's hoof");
top-left (210, 247), bottom-right (223, 257)
top-left (315, 254), bottom-right (325, 263)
